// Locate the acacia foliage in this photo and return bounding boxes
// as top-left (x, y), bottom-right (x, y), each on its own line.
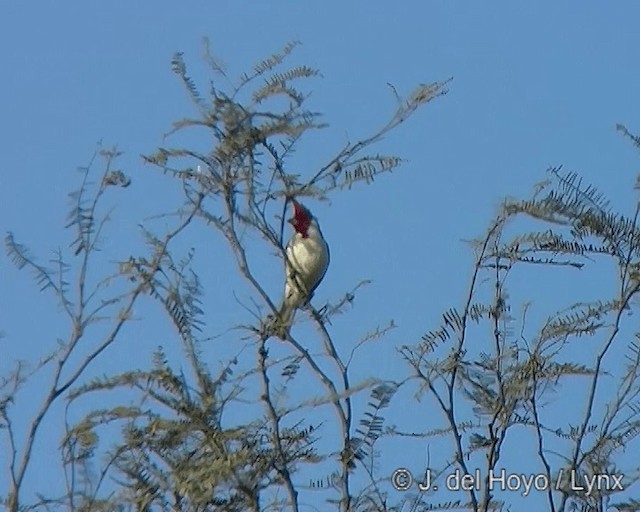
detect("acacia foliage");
top-left (1, 42), bottom-right (450, 512)
top-left (3, 40), bottom-right (640, 512)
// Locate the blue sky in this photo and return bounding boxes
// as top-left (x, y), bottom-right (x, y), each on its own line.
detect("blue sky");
top-left (2, 2), bottom-right (640, 510)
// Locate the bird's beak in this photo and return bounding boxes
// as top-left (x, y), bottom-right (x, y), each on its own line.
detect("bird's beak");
top-left (287, 217), bottom-right (295, 225)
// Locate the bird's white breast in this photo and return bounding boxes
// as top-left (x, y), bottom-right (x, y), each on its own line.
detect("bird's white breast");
top-left (285, 223), bottom-right (329, 297)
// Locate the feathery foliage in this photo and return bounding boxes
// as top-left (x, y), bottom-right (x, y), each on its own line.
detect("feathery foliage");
top-left (401, 156), bottom-right (640, 511)
top-left (5, 38), bottom-right (640, 512)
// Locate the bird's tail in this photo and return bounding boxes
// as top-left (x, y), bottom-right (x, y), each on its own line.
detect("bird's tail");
top-left (269, 300), bottom-right (297, 339)
top-left (278, 301), bottom-right (296, 326)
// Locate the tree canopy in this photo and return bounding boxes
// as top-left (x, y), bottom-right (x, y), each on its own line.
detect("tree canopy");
top-left (2, 42), bottom-right (640, 512)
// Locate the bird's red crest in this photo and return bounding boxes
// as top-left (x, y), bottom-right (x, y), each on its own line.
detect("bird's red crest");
top-left (292, 201), bottom-right (311, 238)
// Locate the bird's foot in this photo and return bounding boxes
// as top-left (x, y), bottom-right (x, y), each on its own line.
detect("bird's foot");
top-left (263, 314), bottom-right (290, 340)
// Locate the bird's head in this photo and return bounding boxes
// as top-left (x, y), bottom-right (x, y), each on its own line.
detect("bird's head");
top-left (288, 200), bottom-right (313, 238)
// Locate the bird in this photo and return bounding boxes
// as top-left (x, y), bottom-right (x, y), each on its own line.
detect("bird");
top-left (275, 199), bottom-right (330, 336)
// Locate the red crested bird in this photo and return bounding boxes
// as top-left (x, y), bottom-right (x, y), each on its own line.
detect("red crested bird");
top-left (276, 200), bottom-right (330, 335)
